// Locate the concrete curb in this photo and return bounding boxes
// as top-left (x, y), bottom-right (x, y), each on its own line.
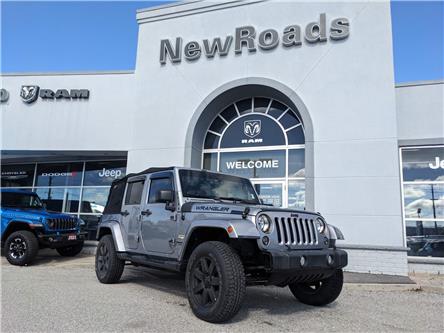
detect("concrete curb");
top-left (419, 286), bottom-right (444, 294)
top-left (345, 283), bottom-right (422, 292)
top-left (344, 271), bottom-right (415, 284)
top-left (346, 283), bottom-right (444, 294)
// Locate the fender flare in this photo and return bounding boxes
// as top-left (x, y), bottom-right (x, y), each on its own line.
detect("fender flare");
top-left (96, 220), bottom-right (126, 252)
top-left (178, 219), bottom-right (260, 261)
top-left (2, 220), bottom-right (40, 241)
top-left (327, 224), bottom-right (345, 240)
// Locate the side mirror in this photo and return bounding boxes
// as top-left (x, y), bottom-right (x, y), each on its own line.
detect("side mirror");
top-left (42, 203), bottom-right (47, 209)
top-left (260, 199), bottom-right (273, 207)
top-left (157, 190), bottom-right (174, 203)
top-left (165, 201), bottom-right (176, 212)
top-left (157, 190), bottom-right (176, 211)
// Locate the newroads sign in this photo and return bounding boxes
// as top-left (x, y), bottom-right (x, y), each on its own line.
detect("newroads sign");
top-left (160, 13), bottom-right (349, 65)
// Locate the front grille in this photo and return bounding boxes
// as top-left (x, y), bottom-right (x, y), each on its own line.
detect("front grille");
top-left (47, 217), bottom-right (77, 230)
top-left (274, 217), bottom-right (318, 246)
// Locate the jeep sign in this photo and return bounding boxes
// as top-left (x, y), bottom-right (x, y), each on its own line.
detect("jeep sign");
top-left (98, 168), bottom-right (122, 179)
top-left (160, 13), bottom-right (349, 65)
top-left (429, 156), bottom-right (444, 169)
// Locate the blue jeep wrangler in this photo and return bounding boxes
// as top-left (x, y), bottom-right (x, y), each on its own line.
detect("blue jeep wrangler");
top-left (1, 189), bottom-right (87, 266)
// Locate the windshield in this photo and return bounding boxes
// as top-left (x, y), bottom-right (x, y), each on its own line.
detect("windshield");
top-left (1, 192), bottom-right (44, 209)
top-left (179, 170), bottom-right (260, 204)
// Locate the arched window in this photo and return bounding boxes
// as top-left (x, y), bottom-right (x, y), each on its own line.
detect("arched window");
top-left (202, 97), bottom-right (305, 208)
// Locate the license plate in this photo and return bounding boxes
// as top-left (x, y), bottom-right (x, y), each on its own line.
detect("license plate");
top-left (68, 234), bottom-right (77, 241)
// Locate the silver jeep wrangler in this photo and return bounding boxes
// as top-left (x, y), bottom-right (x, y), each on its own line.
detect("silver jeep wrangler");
top-left (95, 167), bottom-right (347, 323)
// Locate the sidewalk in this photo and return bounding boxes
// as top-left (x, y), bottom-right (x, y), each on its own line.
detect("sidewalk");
top-left (409, 272), bottom-right (444, 293)
top-left (344, 271), bottom-right (443, 293)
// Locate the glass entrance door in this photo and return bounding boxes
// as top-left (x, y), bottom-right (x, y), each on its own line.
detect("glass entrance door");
top-left (252, 181), bottom-right (285, 207)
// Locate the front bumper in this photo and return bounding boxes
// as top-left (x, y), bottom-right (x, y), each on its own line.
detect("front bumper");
top-left (264, 248), bottom-right (348, 285)
top-left (37, 232), bottom-right (87, 248)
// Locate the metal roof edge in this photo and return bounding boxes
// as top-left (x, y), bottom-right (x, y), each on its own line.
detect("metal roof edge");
top-left (0, 70), bottom-right (135, 77)
top-left (136, 0), bottom-right (266, 24)
top-left (137, 0), bottom-right (203, 14)
top-left (395, 79), bottom-right (444, 88)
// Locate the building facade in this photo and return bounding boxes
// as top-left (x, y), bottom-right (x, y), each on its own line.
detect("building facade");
top-left (1, 0), bottom-right (443, 275)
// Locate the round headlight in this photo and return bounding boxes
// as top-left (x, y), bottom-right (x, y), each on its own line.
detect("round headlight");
top-left (257, 214), bottom-right (272, 233)
top-left (315, 217), bottom-right (326, 233)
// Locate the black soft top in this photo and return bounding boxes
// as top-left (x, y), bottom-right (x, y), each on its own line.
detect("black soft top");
top-left (103, 167), bottom-right (174, 214)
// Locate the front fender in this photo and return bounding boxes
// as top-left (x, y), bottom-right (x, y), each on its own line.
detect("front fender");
top-left (97, 220), bottom-right (125, 252)
top-left (327, 224), bottom-right (345, 240)
top-left (187, 219), bottom-right (260, 240)
top-left (7, 218), bottom-right (43, 229)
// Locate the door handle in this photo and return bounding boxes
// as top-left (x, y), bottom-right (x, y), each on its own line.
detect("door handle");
top-left (120, 210), bottom-right (130, 216)
top-left (140, 209), bottom-right (152, 216)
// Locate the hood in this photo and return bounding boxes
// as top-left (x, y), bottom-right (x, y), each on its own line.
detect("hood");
top-left (180, 201), bottom-right (313, 217)
top-left (1, 207), bottom-right (76, 220)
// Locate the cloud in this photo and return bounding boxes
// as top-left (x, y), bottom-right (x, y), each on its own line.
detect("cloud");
top-left (405, 198), bottom-right (444, 218)
top-left (404, 186), bottom-right (425, 199)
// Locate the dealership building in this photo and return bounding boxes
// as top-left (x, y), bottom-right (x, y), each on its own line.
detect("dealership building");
top-left (1, 0), bottom-right (443, 275)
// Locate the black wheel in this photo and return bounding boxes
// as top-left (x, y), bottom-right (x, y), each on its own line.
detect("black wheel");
top-left (289, 269), bottom-right (344, 306)
top-left (4, 231), bottom-right (39, 266)
top-left (185, 241), bottom-right (246, 323)
top-left (95, 235), bottom-right (124, 284)
top-left (56, 241), bottom-right (84, 257)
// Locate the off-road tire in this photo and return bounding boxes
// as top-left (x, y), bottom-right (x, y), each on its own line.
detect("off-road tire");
top-left (4, 230), bottom-right (39, 266)
top-left (185, 241), bottom-right (246, 323)
top-left (95, 235), bottom-right (124, 284)
top-left (56, 242), bottom-right (84, 257)
top-left (289, 269), bottom-right (344, 306)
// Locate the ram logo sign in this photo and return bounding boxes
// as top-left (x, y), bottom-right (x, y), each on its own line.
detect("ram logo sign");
top-left (20, 86), bottom-right (40, 104)
top-left (0, 88), bottom-right (10, 103)
top-left (19, 85), bottom-right (90, 104)
top-left (244, 120), bottom-right (261, 138)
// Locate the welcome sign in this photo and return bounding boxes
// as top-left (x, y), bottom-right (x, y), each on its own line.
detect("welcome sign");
top-left (220, 150), bottom-right (286, 178)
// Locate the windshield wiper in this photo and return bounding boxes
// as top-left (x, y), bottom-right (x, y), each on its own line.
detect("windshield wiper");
top-left (184, 195), bottom-right (258, 205)
top-left (214, 197), bottom-right (256, 205)
top-left (185, 196), bottom-right (224, 202)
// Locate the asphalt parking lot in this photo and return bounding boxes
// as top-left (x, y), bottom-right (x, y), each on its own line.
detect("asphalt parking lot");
top-left (1, 250), bottom-right (444, 332)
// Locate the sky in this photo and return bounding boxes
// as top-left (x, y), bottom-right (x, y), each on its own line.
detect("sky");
top-left (390, 0), bottom-right (443, 82)
top-left (1, 0), bottom-right (443, 83)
